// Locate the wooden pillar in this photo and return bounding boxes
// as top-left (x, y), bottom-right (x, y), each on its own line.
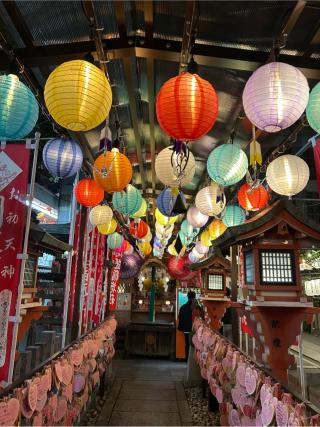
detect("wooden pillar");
top-left (71, 206), bottom-right (87, 341)
top-left (230, 245), bottom-right (239, 345)
top-left (148, 265), bottom-right (156, 322)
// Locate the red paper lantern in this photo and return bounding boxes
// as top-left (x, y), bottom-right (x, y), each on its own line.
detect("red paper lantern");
top-left (129, 220), bottom-right (149, 239)
top-left (75, 178), bottom-right (104, 207)
top-left (156, 72), bottom-right (219, 141)
top-left (238, 183), bottom-right (268, 211)
top-left (167, 255), bottom-right (198, 280)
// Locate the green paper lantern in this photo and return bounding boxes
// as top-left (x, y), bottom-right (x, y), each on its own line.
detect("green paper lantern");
top-left (222, 205), bottom-right (246, 227)
top-left (180, 219), bottom-right (199, 238)
top-left (306, 82), bottom-right (320, 133)
top-left (107, 232), bottom-right (124, 249)
top-left (112, 184), bottom-right (142, 216)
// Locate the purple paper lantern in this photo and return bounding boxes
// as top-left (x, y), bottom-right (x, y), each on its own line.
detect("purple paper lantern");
top-left (195, 241), bottom-right (209, 255)
top-left (119, 253), bottom-right (142, 279)
top-left (243, 62), bottom-right (309, 133)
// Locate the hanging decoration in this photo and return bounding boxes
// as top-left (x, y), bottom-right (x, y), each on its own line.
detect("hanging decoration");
top-left (131, 198), bottom-right (147, 218)
top-left (180, 219), bottom-right (199, 238)
top-left (42, 137), bottom-right (83, 178)
top-left (178, 230), bottom-right (193, 247)
top-left (112, 184), bottom-right (142, 216)
top-left (168, 240), bottom-right (178, 256)
top-left (311, 137), bottom-right (320, 197)
top-left (209, 219), bottom-right (228, 240)
top-left (107, 232), bottom-right (124, 250)
top-left (155, 208), bottom-right (178, 226)
top-left (138, 242), bottom-right (152, 256)
top-left (187, 206), bottom-right (209, 228)
top-left (120, 253), bottom-right (143, 280)
top-left (195, 182), bottom-right (226, 216)
top-left (114, 239), bottom-right (129, 254)
top-left (200, 230), bottom-right (212, 247)
top-left (157, 188), bottom-right (186, 217)
top-left (97, 218), bottom-right (117, 235)
top-left (0, 74), bottom-right (39, 140)
top-left (129, 219), bottom-right (149, 239)
top-left (307, 82), bottom-right (320, 133)
top-left (140, 229), bottom-right (152, 243)
top-left (89, 205), bottom-right (113, 226)
top-left (238, 183), bottom-right (268, 211)
top-left (222, 205), bottom-right (246, 227)
top-left (44, 59), bottom-right (112, 131)
top-left (124, 243), bottom-right (134, 255)
top-left (207, 144), bottom-right (248, 186)
top-left (266, 154), bottom-right (310, 197)
top-left (249, 129), bottom-right (262, 167)
top-left (155, 144), bottom-right (195, 188)
top-left (167, 255), bottom-right (198, 280)
top-left (156, 72), bottom-right (219, 141)
top-left (75, 178), bottom-right (104, 207)
top-left (242, 62), bottom-right (309, 133)
top-left (93, 149), bottom-right (133, 192)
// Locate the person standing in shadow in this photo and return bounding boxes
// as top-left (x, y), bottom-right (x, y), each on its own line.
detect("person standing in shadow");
top-left (178, 291), bottom-right (196, 361)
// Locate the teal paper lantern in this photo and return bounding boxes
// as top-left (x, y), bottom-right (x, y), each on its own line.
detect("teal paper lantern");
top-left (222, 205), bottom-right (246, 227)
top-left (112, 184), bottom-right (142, 216)
top-left (306, 82), bottom-right (320, 133)
top-left (107, 232), bottom-right (123, 250)
top-left (178, 230), bottom-right (193, 246)
top-left (207, 144), bottom-right (248, 186)
top-left (0, 74), bottom-right (39, 140)
top-left (181, 219), bottom-right (199, 238)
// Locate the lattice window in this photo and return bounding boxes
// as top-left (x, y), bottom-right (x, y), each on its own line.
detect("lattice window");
top-left (245, 251), bottom-right (254, 284)
top-left (208, 274), bottom-right (224, 290)
top-left (260, 250), bottom-right (295, 284)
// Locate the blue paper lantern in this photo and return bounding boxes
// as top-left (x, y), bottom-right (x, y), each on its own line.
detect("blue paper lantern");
top-left (43, 137), bottom-right (83, 178)
top-left (157, 188), bottom-right (186, 217)
top-left (180, 219), bottom-right (199, 238)
top-left (0, 74), bottom-right (39, 140)
top-left (112, 184), bottom-right (142, 216)
top-left (207, 144), bottom-right (248, 186)
top-left (222, 205), bottom-right (246, 227)
top-left (107, 232), bottom-right (123, 250)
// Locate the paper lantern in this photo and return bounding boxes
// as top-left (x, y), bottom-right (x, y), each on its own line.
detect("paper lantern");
top-left (115, 239), bottom-right (129, 254)
top-left (43, 137), bottom-right (83, 178)
top-left (107, 232), bottom-right (123, 250)
top-left (181, 219), bottom-right (199, 238)
top-left (140, 230), bottom-right (152, 243)
top-left (195, 241), bottom-right (209, 255)
top-left (44, 60), bottom-right (112, 132)
top-left (155, 146), bottom-right (195, 187)
top-left (243, 62), bottom-right (309, 133)
top-left (187, 206), bottom-right (208, 228)
top-left (307, 82), bottom-right (320, 133)
top-left (120, 253), bottom-right (143, 280)
top-left (112, 184), bottom-right (142, 216)
top-left (139, 242), bottom-right (152, 256)
top-left (207, 144), bottom-right (248, 186)
top-left (195, 182), bottom-right (226, 216)
top-left (200, 230), bottom-right (212, 247)
top-left (192, 247), bottom-right (204, 259)
top-left (124, 243), bottom-right (134, 255)
top-left (209, 219), bottom-right (227, 240)
top-left (238, 183), bottom-right (268, 211)
top-left (131, 198), bottom-right (147, 218)
top-left (266, 154), bottom-right (309, 197)
top-left (222, 205), bottom-right (246, 227)
top-left (97, 218), bottom-right (117, 235)
top-left (156, 72), bottom-right (219, 140)
top-left (0, 74), bottom-right (39, 140)
top-left (89, 205), bottom-right (113, 226)
top-left (129, 220), bottom-right (149, 239)
top-left (155, 208), bottom-right (178, 226)
top-left (157, 188), bottom-right (186, 217)
top-left (75, 178), bottom-right (104, 207)
top-left (93, 149), bottom-right (133, 192)
top-left (168, 241), bottom-right (178, 256)
top-left (188, 252), bottom-right (200, 264)
top-left (167, 255), bottom-right (197, 280)
top-left (179, 231), bottom-right (193, 246)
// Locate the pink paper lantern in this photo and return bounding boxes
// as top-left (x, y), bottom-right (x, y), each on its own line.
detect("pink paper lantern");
top-left (195, 241), bottom-right (209, 255)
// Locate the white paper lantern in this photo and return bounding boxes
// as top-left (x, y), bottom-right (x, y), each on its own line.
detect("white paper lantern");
top-left (187, 206), bottom-right (209, 228)
top-left (266, 154), bottom-right (309, 197)
top-left (195, 182), bottom-right (226, 216)
top-left (191, 247), bottom-right (204, 259)
top-left (89, 205), bottom-right (113, 226)
top-left (155, 146), bottom-right (196, 187)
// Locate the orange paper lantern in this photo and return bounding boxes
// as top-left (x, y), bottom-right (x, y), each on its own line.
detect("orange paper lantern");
top-left (238, 183), bottom-right (268, 211)
top-left (93, 149), bottom-right (133, 192)
top-left (129, 220), bottom-right (149, 239)
top-left (156, 72), bottom-right (219, 141)
top-left (209, 219), bottom-right (227, 241)
top-left (75, 178), bottom-right (104, 207)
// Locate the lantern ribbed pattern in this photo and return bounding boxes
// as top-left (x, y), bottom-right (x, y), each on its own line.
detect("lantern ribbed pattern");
top-left (138, 242), bottom-right (152, 256)
top-left (222, 205), bottom-right (246, 227)
top-left (306, 82), bottom-right (320, 133)
top-left (131, 198), bottom-right (147, 218)
top-left (0, 74), bottom-right (39, 140)
top-left (89, 205), bottom-right (113, 226)
top-left (97, 218), bottom-right (117, 235)
top-left (93, 149), bottom-right (133, 192)
top-left (129, 220), bottom-right (149, 239)
top-left (115, 239), bottom-right (129, 254)
top-left (107, 232), bottom-right (123, 250)
top-left (75, 178), bottom-right (104, 207)
top-left (207, 144), bottom-right (248, 186)
top-left (43, 137), bottom-right (83, 178)
top-left (266, 154), bottom-right (310, 197)
top-left (181, 219), bottom-right (199, 238)
top-left (124, 243), bottom-right (134, 255)
top-left (200, 230), bottom-right (212, 247)
top-left (157, 188), bottom-right (186, 217)
top-left (44, 60), bottom-right (112, 132)
top-left (187, 206), bottom-right (208, 228)
top-left (195, 182), bottom-right (226, 216)
top-left (243, 62), bottom-right (309, 133)
top-left (195, 241), bottom-right (209, 255)
top-left (189, 252), bottom-right (200, 263)
top-left (120, 253), bottom-right (143, 280)
top-left (155, 209), bottom-right (178, 226)
top-left (155, 147), bottom-right (195, 188)
top-left (209, 219), bottom-right (227, 240)
top-left (179, 231), bottom-right (193, 246)
top-left (156, 72), bottom-right (219, 141)
top-left (140, 230), bottom-right (152, 243)
top-left (238, 183), bottom-right (268, 211)
top-left (112, 184), bottom-right (142, 216)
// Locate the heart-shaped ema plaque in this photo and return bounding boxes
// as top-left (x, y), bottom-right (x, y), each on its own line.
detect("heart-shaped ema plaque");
top-left (0, 398), bottom-right (20, 426)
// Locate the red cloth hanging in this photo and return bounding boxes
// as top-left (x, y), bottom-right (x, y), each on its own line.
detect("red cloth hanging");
top-left (312, 137), bottom-right (320, 197)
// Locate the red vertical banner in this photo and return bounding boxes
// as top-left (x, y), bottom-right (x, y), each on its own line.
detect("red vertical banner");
top-left (92, 234), bottom-right (106, 325)
top-left (81, 222), bottom-right (93, 333)
top-left (312, 137), bottom-right (320, 197)
top-left (0, 144), bottom-right (30, 382)
top-left (109, 251), bottom-right (123, 311)
top-left (68, 212), bottom-right (80, 321)
top-left (238, 246), bottom-right (245, 287)
top-left (87, 228), bottom-right (99, 326)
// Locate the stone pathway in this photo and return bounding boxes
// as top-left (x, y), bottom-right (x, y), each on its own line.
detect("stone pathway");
top-left (95, 359), bottom-right (193, 426)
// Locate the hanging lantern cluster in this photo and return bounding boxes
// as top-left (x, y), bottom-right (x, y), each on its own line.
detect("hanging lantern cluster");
top-left (153, 208), bottom-right (179, 258)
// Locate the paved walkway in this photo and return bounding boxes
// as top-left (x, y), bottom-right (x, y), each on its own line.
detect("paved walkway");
top-left (96, 359), bottom-right (193, 426)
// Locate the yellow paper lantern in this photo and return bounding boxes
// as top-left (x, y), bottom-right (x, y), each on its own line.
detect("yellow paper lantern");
top-left (155, 208), bottom-right (178, 226)
top-left (44, 60), bottom-right (112, 132)
top-left (139, 242), bottom-right (152, 256)
top-left (200, 230), bottom-right (212, 247)
top-left (168, 241), bottom-right (178, 256)
top-left (97, 218), bottom-right (117, 235)
top-left (209, 219), bottom-right (227, 241)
